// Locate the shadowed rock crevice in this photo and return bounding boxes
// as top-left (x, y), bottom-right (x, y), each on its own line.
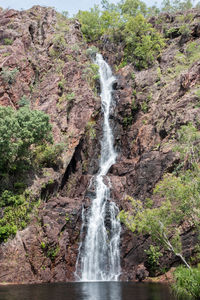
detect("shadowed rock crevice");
top-left (60, 139), bottom-right (83, 190)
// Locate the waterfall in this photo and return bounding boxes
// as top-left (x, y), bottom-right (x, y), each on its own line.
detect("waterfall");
top-left (75, 54), bottom-right (121, 281)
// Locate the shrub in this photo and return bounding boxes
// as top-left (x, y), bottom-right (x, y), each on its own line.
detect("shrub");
top-left (145, 245), bottom-right (163, 275)
top-left (119, 164), bottom-right (200, 269)
top-left (120, 0), bottom-right (147, 16)
top-left (0, 190), bottom-right (25, 207)
top-left (18, 95), bottom-right (30, 107)
top-left (0, 67), bottom-right (19, 84)
top-left (0, 191), bottom-right (37, 243)
top-left (77, 6), bottom-right (102, 42)
top-left (83, 63), bottom-right (99, 90)
top-left (173, 123), bottom-right (200, 167)
top-left (3, 38), bottom-right (13, 45)
top-left (179, 24), bottom-right (191, 37)
top-left (123, 14), bottom-right (165, 69)
top-left (172, 266), bottom-right (200, 299)
top-left (86, 46), bottom-right (99, 58)
top-left (86, 121), bottom-right (96, 139)
top-left (33, 143), bottom-right (65, 169)
top-left (0, 106), bottom-right (52, 173)
top-left (76, 1), bottom-right (165, 70)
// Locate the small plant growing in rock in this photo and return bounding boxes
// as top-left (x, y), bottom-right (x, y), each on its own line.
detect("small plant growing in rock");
top-left (41, 241), bottom-right (46, 250)
top-left (0, 67), bottom-right (19, 84)
top-left (65, 213), bottom-right (71, 223)
top-left (179, 24), bottom-right (191, 37)
top-left (83, 63), bottom-right (99, 91)
top-left (66, 92), bottom-right (75, 101)
top-left (141, 101), bottom-right (148, 113)
top-left (18, 95), bottom-right (30, 107)
top-left (47, 244), bottom-right (60, 261)
top-left (86, 120), bottom-right (96, 139)
top-left (3, 38), bottom-right (13, 45)
top-left (86, 46), bottom-right (99, 58)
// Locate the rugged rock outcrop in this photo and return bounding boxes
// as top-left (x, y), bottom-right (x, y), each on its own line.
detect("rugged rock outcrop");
top-left (0, 6), bottom-right (99, 283)
top-left (0, 6), bottom-right (200, 283)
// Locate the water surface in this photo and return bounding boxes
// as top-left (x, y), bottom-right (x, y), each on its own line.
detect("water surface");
top-left (0, 282), bottom-right (177, 300)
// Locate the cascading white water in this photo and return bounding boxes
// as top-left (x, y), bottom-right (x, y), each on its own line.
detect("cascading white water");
top-left (75, 54), bottom-right (121, 282)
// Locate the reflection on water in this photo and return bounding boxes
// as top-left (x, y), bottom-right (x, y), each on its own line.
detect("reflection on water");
top-left (80, 282), bottom-right (122, 300)
top-left (0, 282), bottom-right (177, 300)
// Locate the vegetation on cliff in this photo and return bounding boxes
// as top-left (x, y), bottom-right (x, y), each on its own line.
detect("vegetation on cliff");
top-left (0, 106), bottom-right (52, 174)
top-left (119, 122), bottom-right (200, 295)
top-left (77, 0), bottom-right (166, 69)
top-left (0, 105), bottom-right (53, 242)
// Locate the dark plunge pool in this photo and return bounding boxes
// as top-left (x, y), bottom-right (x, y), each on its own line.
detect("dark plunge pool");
top-left (0, 282), bottom-right (179, 300)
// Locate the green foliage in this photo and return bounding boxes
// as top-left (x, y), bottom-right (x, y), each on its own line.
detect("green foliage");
top-left (120, 0), bottom-right (147, 17)
top-left (161, 0), bottom-right (193, 13)
top-left (3, 38), bottom-right (13, 45)
top-left (119, 159), bottom-right (200, 267)
top-left (145, 245), bottom-right (163, 275)
top-left (77, 6), bottom-right (103, 42)
top-left (66, 92), bottom-right (75, 101)
top-left (123, 14), bottom-right (165, 69)
top-left (49, 32), bottom-right (67, 58)
top-left (0, 190), bottom-right (37, 243)
top-left (65, 212), bottom-right (71, 223)
top-left (141, 101), bottom-right (148, 113)
top-left (123, 115), bottom-right (133, 127)
top-left (55, 12), bottom-right (69, 32)
top-left (173, 123), bottom-right (200, 167)
top-left (0, 67), bottom-right (19, 84)
top-left (154, 169), bottom-right (200, 227)
top-left (168, 42), bottom-right (200, 79)
top-left (33, 143), bottom-right (65, 169)
top-left (0, 190), bottom-right (25, 207)
top-left (172, 266), bottom-right (200, 299)
top-left (186, 41), bottom-right (200, 64)
top-left (58, 78), bottom-right (66, 91)
top-left (53, 33), bottom-right (67, 50)
top-left (47, 244), bottom-right (60, 261)
top-left (83, 63), bottom-right (99, 91)
top-left (18, 95), bottom-right (30, 107)
top-left (195, 89), bottom-right (200, 101)
top-left (0, 106), bottom-right (52, 173)
top-left (76, 1), bottom-right (165, 70)
top-left (86, 46), bottom-right (99, 58)
top-left (86, 121), bottom-right (96, 139)
top-left (61, 11), bottom-right (69, 18)
top-left (41, 241), bottom-right (46, 250)
top-left (178, 24), bottom-right (191, 37)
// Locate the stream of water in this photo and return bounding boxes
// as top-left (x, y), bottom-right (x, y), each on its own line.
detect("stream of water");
top-left (75, 54), bottom-right (121, 281)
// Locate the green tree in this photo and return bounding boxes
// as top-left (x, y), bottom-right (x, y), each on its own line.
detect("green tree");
top-left (119, 121), bottom-right (200, 269)
top-left (120, 0), bottom-right (147, 17)
top-left (0, 106), bottom-right (52, 173)
top-left (161, 0), bottom-right (193, 12)
top-left (119, 189), bottom-right (192, 268)
top-left (77, 6), bottom-right (102, 42)
top-left (123, 14), bottom-right (165, 69)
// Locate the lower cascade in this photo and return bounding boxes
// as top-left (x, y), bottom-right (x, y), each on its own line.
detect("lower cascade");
top-left (75, 53), bottom-right (121, 281)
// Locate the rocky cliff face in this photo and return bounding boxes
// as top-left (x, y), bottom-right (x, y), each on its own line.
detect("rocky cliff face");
top-left (0, 7), bottom-right (200, 283)
top-left (0, 6), bottom-right (99, 283)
